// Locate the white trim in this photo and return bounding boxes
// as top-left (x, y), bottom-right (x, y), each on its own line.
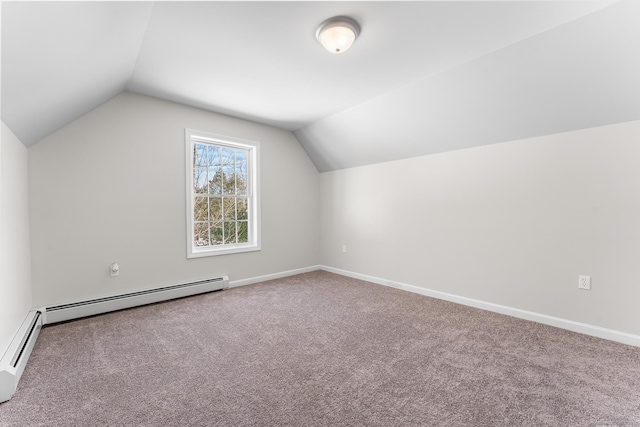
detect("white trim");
top-left (320, 265), bottom-right (640, 348)
top-left (185, 128), bottom-right (261, 258)
top-left (188, 243), bottom-right (260, 258)
top-left (229, 265), bottom-right (321, 288)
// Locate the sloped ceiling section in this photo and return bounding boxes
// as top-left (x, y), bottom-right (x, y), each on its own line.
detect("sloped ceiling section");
top-left (124, 1), bottom-right (616, 131)
top-left (295, 0), bottom-right (640, 171)
top-left (3, 1), bottom-right (638, 172)
top-left (1, 2), bottom-right (155, 146)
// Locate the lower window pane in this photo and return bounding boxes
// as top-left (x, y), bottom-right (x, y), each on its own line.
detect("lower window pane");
top-left (223, 198), bottom-right (236, 221)
top-left (194, 222), bottom-right (210, 246)
top-left (223, 221), bottom-right (237, 244)
top-left (237, 221), bottom-right (248, 243)
top-left (237, 198), bottom-right (248, 220)
top-left (210, 222), bottom-right (223, 245)
top-left (209, 197), bottom-right (222, 222)
top-left (194, 196), bottom-right (209, 222)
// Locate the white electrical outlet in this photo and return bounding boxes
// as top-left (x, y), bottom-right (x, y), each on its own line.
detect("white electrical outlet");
top-left (578, 275), bottom-right (591, 290)
top-left (342, 244), bottom-right (347, 253)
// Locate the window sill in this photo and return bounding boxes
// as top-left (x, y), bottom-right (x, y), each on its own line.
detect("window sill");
top-left (187, 243), bottom-right (261, 259)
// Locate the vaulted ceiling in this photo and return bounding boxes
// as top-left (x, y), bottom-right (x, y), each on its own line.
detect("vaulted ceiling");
top-left (3, 1), bottom-right (639, 172)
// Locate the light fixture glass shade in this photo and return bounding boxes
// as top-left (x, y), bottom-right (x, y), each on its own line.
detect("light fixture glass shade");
top-left (316, 17), bottom-right (360, 54)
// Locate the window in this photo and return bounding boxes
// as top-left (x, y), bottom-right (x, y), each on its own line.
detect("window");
top-left (186, 129), bottom-right (260, 258)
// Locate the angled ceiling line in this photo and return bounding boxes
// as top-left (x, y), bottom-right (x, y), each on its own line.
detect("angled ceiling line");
top-left (125, 1), bottom-right (158, 93)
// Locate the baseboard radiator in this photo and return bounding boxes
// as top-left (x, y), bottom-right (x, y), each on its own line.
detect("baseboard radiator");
top-left (0, 277), bottom-right (228, 402)
top-left (44, 276), bottom-right (229, 324)
top-left (0, 310), bottom-right (43, 403)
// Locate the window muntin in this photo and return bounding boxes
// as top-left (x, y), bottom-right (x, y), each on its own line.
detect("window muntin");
top-left (186, 129), bottom-right (260, 258)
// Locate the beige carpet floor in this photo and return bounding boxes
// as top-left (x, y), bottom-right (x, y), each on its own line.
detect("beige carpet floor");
top-left (1, 271), bottom-right (639, 426)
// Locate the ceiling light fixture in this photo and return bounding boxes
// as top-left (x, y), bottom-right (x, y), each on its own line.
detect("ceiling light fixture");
top-left (316, 16), bottom-right (360, 54)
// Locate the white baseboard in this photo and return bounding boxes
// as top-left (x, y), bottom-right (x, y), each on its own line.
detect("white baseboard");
top-left (5, 264), bottom-right (633, 404)
top-left (320, 265), bottom-right (640, 348)
top-left (0, 310), bottom-right (43, 403)
top-left (229, 265), bottom-right (321, 288)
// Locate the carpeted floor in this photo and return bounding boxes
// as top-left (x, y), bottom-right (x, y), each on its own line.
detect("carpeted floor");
top-left (1, 271), bottom-right (639, 426)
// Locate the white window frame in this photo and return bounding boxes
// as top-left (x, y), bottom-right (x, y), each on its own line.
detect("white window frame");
top-left (185, 129), bottom-right (261, 258)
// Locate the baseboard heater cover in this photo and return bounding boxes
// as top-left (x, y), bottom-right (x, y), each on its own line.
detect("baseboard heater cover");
top-left (44, 276), bottom-right (229, 324)
top-left (0, 310), bottom-right (43, 403)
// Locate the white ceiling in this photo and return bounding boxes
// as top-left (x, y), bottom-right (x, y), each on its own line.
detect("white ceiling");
top-left (3, 1), bottom-right (639, 172)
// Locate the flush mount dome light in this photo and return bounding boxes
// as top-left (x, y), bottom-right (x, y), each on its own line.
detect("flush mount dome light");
top-left (316, 16), bottom-right (360, 54)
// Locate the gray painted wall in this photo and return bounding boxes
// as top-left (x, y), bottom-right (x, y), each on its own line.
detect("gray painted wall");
top-left (28, 93), bottom-right (320, 307)
top-left (7, 92), bottom-right (640, 350)
top-left (0, 122), bottom-right (33, 357)
top-left (320, 120), bottom-right (640, 336)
